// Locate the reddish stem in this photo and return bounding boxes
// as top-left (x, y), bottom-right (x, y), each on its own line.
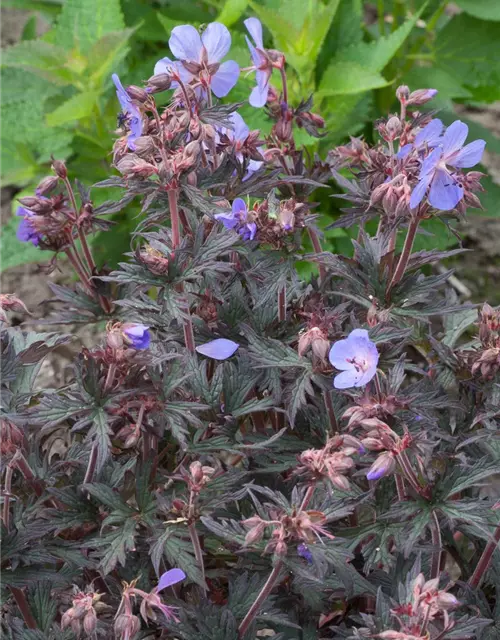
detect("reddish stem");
top-left (10, 587), bottom-right (37, 629)
top-left (188, 521), bottom-right (207, 591)
top-left (238, 559), bottom-right (284, 637)
top-left (2, 465), bottom-right (13, 531)
top-left (468, 522), bottom-right (500, 588)
top-left (168, 189), bottom-right (181, 249)
top-left (323, 390), bottom-right (338, 435)
top-left (430, 510), bottom-right (442, 579)
top-left (388, 216), bottom-right (420, 292)
top-left (300, 485), bottom-right (315, 511)
top-left (308, 228), bottom-right (326, 283)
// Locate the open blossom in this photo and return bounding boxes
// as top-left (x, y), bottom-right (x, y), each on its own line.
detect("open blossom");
top-left (16, 206), bottom-right (40, 246)
top-left (112, 74), bottom-right (143, 150)
top-left (244, 18), bottom-right (273, 107)
top-left (140, 568), bottom-right (186, 624)
top-left (154, 23), bottom-right (239, 99)
top-left (410, 120), bottom-right (485, 211)
top-left (222, 112), bottom-right (264, 178)
top-left (122, 323), bottom-right (151, 350)
top-left (329, 329), bottom-right (379, 389)
top-left (215, 198), bottom-right (257, 241)
top-left (196, 338), bottom-right (239, 360)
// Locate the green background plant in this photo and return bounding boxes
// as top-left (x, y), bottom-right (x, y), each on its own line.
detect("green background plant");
top-left (2, 0), bottom-right (500, 271)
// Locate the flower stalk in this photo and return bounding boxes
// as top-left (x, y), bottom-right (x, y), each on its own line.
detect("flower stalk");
top-left (238, 559), bottom-right (284, 637)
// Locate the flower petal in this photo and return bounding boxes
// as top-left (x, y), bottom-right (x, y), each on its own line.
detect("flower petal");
top-left (202, 22), bottom-right (232, 63)
top-left (333, 369), bottom-right (360, 389)
top-left (196, 338), bottom-right (239, 360)
top-left (229, 112), bottom-right (249, 142)
top-left (329, 338), bottom-right (355, 370)
top-left (441, 120), bottom-right (468, 156)
top-left (449, 139), bottom-right (486, 168)
top-left (214, 212), bottom-right (238, 229)
top-left (154, 56), bottom-right (174, 76)
top-left (112, 73), bottom-right (130, 111)
top-left (244, 17), bottom-right (264, 49)
top-left (414, 118), bottom-right (443, 147)
top-left (428, 169), bottom-right (463, 211)
top-left (420, 147), bottom-right (442, 177)
top-left (232, 198), bottom-right (247, 216)
top-left (409, 172), bottom-right (433, 209)
top-left (397, 143), bottom-right (413, 159)
top-left (249, 81), bottom-right (269, 108)
top-left (169, 24), bottom-right (202, 62)
top-left (245, 35), bottom-right (266, 68)
top-left (211, 60), bottom-right (240, 97)
top-left (157, 568), bottom-right (186, 592)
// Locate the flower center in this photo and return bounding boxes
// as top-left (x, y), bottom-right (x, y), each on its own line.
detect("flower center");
top-left (347, 357), bottom-right (368, 372)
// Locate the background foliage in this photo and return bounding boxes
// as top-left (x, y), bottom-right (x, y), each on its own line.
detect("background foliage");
top-left (2, 0), bottom-right (500, 270)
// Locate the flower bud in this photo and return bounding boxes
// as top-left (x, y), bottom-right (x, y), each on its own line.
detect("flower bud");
top-left (369, 182), bottom-right (390, 207)
top-left (61, 608), bottom-right (75, 630)
top-left (366, 452), bottom-right (395, 480)
top-left (147, 73), bottom-right (172, 93)
top-left (275, 540), bottom-right (288, 556)
top-left (396, 85), bottom-right (410, 102)
top-left (18, 196), bottom-right (40, 209)
top-left (407, 88), bottom-right (438, 106)
top-left (114, 613), bottom-right (141, 637)
top-left (386, 116), bottom-right (402, 138)
top-left (107, 327), bottom-right (124, 350)
top-left (83, 608), bottom-right (97, 635)
top-left (190, 461), bottom-right (204, 484)
top-left (51, 158), bottom-right (68, 179)
top-left (35, 175), bottom-right (59, 196)
top-left (244, 522), bottom-right (266, 546)
top-left (133, 136), bottom-right (156, 156)
top-left (126, 85), bottom-right (149, 102)
top-left (182, 140), bottom-right (201, 166)
top-left (273, 117), bottom-right (292, 142)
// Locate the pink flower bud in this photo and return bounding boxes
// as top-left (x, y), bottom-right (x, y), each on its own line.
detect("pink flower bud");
top-left (51, 158), bottom-right (68, 179)
top-left (35, 175), bottom-right (59, 196)
top-left (366, 452), bottom-right (395, 480)
top-left (126, 85), bottom-right (149, 102)
top-left (407, 88), bottom-right (438, 106)
top-left (83, 608), bottom-right (97, 635)
top-left (114, 613), bottom-right (141, 637)
top-left (107, 327), bottom-right (124, 350)
top-left (190, 461), bottom-right (204, 484)
top-left (147, 73), bottom-right (172, 92)
top-left (396, 85), bottom-right (410, 102)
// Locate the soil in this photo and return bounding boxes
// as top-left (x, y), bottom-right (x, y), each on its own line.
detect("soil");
top-left (2, 9), bottom-right (500, 387)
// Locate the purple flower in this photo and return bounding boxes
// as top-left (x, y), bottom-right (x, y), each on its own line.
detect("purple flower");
top-left (215, 198), bottom-right (257, 241)
top-left (244, 18), bottom-right (272, 108)
top-left (154, 23), bottom-right (239, 99)
top-left (16, 206), bottom-right (40, 246)
top-left (297, 542), bottom-right (313, 564)
top-left (397, 118), bottom-right (443, 159)
top-left (410, 120), bottom-right (485, 211)
top-left (222, 112), bottom-right (264, 179)
top-left (157, 568), bottom-right (186, 592)
top-left (328, 329), bottom-right (379, 390)
top-left (122, 323), bottom-right (151, 350)
top-left (366, 452), bottom-right (395, 481)
top-left (196, 338), bottom-right (239, 360)
top-left (112, 74), bottom-right (143, 150)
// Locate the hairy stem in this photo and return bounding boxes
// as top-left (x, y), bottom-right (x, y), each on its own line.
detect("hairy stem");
top-left (430, 510), bottom-right (442, 579)
top-left (468, 522), bottom-right (500, 589)
top-left (388, 216), bottom-right (420, 292)
top-left (238, 560), bottom-right (284, 637)
top-left (12, 452), bottom-right (42, 497)
top-left (83, 443), bottom-right (98, 485)
top-left (2, 464), bottom-right (13, 531)
top-left (279, 66), bottom-right (288, 106)
top-left (104, 363), bottom-right (117, 393)
top-left (278, 285), bottom-right (286, 323)
top-left (10, 587), bottom-right (37, 629)
top-left (395, 473), bottom-right (406, 501)
top-left (168, 189), bottom-right (181, 249)
top-left (65, 247), bottom-right (95, 296)
top-left (308, 227), bottom-right (326, 283)
top-left (188, 521), bottom-right (207, 591)
top-left (397, 451), bottom-right (424, 496)
top-left (300, 485), bottom-right (315, 511)
top-left (323, 390), bottom-right (338, 435)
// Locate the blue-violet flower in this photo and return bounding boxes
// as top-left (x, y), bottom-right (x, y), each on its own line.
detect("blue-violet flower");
top-left (410, 120), bottom-right (485, 211)
top-left (215, 198), bottom-right (257, 241)
top-left (122, 323), bottom-right (151, 350)
top-left (329, 329), bottom-right (379, 389)
top-left (244, 18), bottom-right (272, 107)
top-left (112, 74), bottom-right (143, 150)
top-left (154, 23), bottom-right (239, 99)
top-left (16, 206), bottom-right (40, 246)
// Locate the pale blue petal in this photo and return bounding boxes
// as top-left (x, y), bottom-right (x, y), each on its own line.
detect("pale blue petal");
top-left (409, 172), bottom-right (433, 209)
top-left (229, 112), bottom-right (249, 142)
top-left (414, 118), bottom-right (443, 147)
top-left (442, 120), bottom-right (468, 156)
top-left (333, 369), bottom-right (360, 389)
top-left (157, 568), bottom-right (186, 592)
top-left (428, 169), bottom-right (463, 211)
top-left (211, 60), bottom-right (240, 97)
top-left (244, 17), bottom-right (264, 49)
top-left (202, 22), bottom-right (231, 63)
top-left (169, 25), bottom-right (202, 62)
top-left (232, 198), bottom-right (247, 216)
top-left (397, 143), bottom-right (412, 159)
top-left (214, 212), bottom-right (238, 229)
top-left (449, 139), bottom-right (485, 168)
top-left (196, 338), bottom-right (239, 360)
top-left (420, 147), bottom-right (442, 177)
top-left (329, 338), bottom-right (355, 370)
top-left (249, 81), bottom-right (269, 108)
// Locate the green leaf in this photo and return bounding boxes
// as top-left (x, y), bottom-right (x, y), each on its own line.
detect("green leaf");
top-left (86, 29), bottom-right (135, 87)
top-left (54, 0), bottom-right (125, 55)
top-left (317, 61), bottom-right (390, 96)
top-left (454, 0), bottom-right (500, 21)
top-left (217, 0), bottom-right (249, 27)
top-left (46, 90), bottom-right (100, 126)
top-left (86, 408), bottom-right (111, 474)
top-left (92, 519), bottom-right (136, 574)
top-left (27, 582), bottom-right (58, 633)
top-left (21, 15), bottom-right (38, 41)
top-left (1, 40), bottom-right (74, 85)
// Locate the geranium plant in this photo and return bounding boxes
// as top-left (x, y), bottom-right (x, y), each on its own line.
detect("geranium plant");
top-left (1, 16), bottom-right (499, 640)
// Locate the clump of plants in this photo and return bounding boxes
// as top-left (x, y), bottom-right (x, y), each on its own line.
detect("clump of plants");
top-left (2, 17), bottom-right (499, 640)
